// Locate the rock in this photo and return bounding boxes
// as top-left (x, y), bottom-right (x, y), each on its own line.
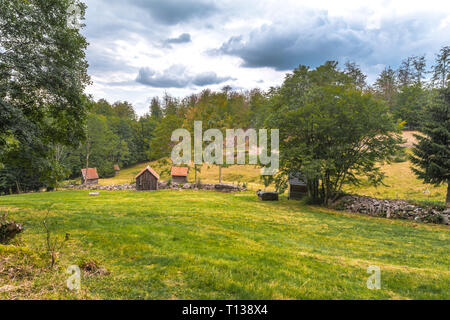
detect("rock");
top-left (335, 195), bottom-right (448, 225)
top-left (214, 184), bottom-right (243, 192)
top-left (183, 183), bottom-right (192, 189)
top-left (89, 192), bottom-right (100, 196)
top-left (257, 191), bottom-right (279, 201)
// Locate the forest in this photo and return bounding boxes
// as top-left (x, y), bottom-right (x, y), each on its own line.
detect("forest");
top-left (1, 48), bottom-right (449, 196)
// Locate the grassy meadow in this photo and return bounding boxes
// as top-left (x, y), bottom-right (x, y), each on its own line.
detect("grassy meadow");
top-left (1, 131), bottom-right (449, 300)
top-left (0, 190), bottom-right (449, 300)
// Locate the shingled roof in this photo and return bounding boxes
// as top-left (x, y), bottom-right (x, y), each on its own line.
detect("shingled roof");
top-left (81, 168), bottom-right (99, 180)
top-left (135, 166), bottom-right (160, 180)
top-left (171, 167), bottom-right (189, 177)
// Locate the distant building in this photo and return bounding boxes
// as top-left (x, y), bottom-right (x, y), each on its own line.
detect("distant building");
top-left (135, 166), bottom-right (159, 191)
top-left (114, 164), bottom-right (120, 176)
top-left (81, 168), bottom-right (99, 185)
top-left (171, 167), bottom-right (189, 184)
top-left (288, 173), bottom-right (307, 200)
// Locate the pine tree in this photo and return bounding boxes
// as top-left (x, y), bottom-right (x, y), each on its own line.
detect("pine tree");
top-left (411, 87), bottom-right (450, 205)
top-left (150, 97), bottom-right (163, 119)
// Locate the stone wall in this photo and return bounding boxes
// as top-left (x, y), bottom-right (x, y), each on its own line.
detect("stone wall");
top-left (333, 195), bottom-right (449, 225)
top-left (65, 182), bottom-right (246, 193)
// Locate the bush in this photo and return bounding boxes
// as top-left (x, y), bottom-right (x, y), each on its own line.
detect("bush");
top-left (0, 213), bottom-right (23, 244)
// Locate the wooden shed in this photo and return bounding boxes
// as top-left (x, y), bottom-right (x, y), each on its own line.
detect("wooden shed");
top-left (135, 166), bottom-right (160, 191)
top-left (114, 164), bottom-right (120, 176)
top-left (288, 173), bottom-right (307, 200)
top-left (171, 167), bottom-right (189, 184)
top-left (81, 168), bottom-right (99, 185)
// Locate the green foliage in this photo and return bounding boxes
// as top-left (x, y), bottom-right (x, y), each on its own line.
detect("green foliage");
top-left (267, 62), bottom-right (403, 204)
top-left (411, 86), bottom-right (450, 204)
top-left (0, 0), bottom-right (90, 191)
top-left (392, 84), bottom-right (428, 130)
top-left (150, 114), bottom-right (184, 160)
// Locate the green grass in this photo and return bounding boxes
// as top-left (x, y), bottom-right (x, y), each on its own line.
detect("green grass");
top-left (1, 190), bottom-right (449, 299)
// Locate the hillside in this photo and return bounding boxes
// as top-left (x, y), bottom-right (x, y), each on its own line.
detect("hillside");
top-left (96, 131), bottom-right (447, 203)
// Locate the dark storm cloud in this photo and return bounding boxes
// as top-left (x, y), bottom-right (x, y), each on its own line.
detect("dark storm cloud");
top-left (122, 0), bottom-right (218, 25)
top-left (192, 72), bottom-right (235, 86)
top-left (135, 65), bottom-right (233, 88)
top-left (214, 12), bottom-right (449, 71)
top-left (166, 33), bottom-right (192, 44)
top-left (215, 19), bottom-right (371, 71)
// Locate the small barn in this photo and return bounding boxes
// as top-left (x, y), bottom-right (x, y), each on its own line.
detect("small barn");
top-left (135, 166), bottom-right (159, 191)
top-left (171, 167), bottom-right (189, 184)
top-left (288, 173), bottom-right (307, 200)
top-left (81, 168), bottom-right (99, 185)
top-left (114, 164), bottom-right (120, 176)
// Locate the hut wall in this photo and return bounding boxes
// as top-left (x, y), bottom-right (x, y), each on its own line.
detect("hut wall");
top-left (136, 170), bottom-right (158, 191)
top-left (289, 184), bottom-right (307, 199)
top-left (82, 178), bottom-right (98, 185)
top-left (172, 176), bottom-right (187, 184)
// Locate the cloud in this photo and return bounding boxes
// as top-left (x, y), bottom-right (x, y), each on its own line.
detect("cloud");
top-left (166, 33), bottom-right (192, 44)
top-left (192, 72), bottom-right (235, 86)
top-left (135, 65), bottom-right (233, 88)
top-left (126, 0), bottom-right (218, 25)
top-left (214, 11), bottom-right (450, 71)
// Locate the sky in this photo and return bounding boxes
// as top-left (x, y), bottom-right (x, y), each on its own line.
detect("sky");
top-left (81, 0), bottom-right (450, 115)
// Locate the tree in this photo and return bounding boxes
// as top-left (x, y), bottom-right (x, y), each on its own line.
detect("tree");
top-left (398, 55), bottom-right (426, 87)
top-left (0, 0), bottom-right (90, 191)
top-left (149, 115), bottom-right (184, 160)
top-left (266, 62), bottom-right (403, 204)
top-left (411, 87), bottom-right (450, 205)
top-left (392, 84), bottom-right (428, 130)
top-left (163, 93), bottom-right (179, 116)
top-left (432, 46), bottom-right (450, 88)
top-left (344, 61), bottom-right (367, 91)
top-left (113, 101), bottom-right (137, 120)
top-left (398, 57), bottom-right (414, 87)
top-left (150, 97), bottom-right (163, 119)
top-left (374, 67), bottom-right (397, 109)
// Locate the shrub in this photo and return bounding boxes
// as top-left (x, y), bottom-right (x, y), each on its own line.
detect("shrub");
top-left (0, 213), bottom-right (23, 244)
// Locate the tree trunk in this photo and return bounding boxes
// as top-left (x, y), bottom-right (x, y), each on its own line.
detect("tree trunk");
top-left (446, 179), bottom-right (450, 207)
top-left (85, 141), bottom-right (90, 186)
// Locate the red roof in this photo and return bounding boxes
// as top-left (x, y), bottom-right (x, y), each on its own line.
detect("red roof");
top-left (114, 165), bottom-right (120, 171)
top-left (135, 166), bottom-right (160, 180)
top-left (171, 167), bottom-right (189, 177)
top-left (81, 168), bottom-right (99, 180)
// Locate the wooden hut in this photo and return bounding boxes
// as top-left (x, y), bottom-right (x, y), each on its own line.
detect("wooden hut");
top-left (135, 166), bottom-right (159, 191)
top-left (114, 164), bottom-right (120, 176)
top-left (288, 173), bottom-right (307, 200)
top-left (171, 167), bottom-right (189, 184)
top-left (81, 168), bottom-right (99, 185)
